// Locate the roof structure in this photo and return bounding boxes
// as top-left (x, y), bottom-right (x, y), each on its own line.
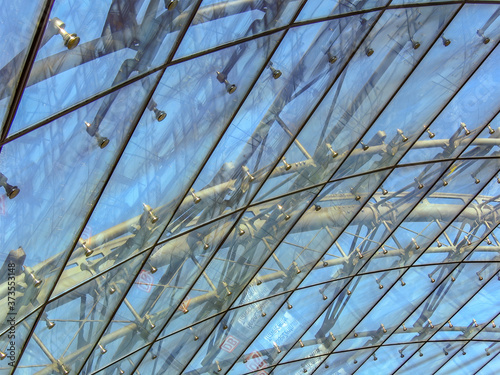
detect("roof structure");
top-left (0, 0), bottom-right (499, 374)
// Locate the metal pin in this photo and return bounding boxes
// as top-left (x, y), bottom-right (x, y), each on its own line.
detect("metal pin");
top-left (497, 175), bottom-right (500, 184)
top-left (277, 204), bottom-right (290, 220)
top-left (148, 318), bottom-right (155, 329)
top-left (98, 344), bottom-right (107, 354)
top-left (437, 239), bottom-right (443, 247)
top-left (0, 173), bottom-right (20, 199)
top-left (462, 349), bottom-right (466, 355)
top-left (376, 278), bottom-right (383, 289)
top-left (151, 353), bottom-right (157, 360)
top-left (238, 228), bottom-right (245, 236)
top-left (45, 318), bottom-right (55, 329)
top-left (222, 281), bottom-right (231, 296)
top-left (399, 349), bottom-right (404, 358)
top-left (373, 354), bottom-right (378, 361)
top-left (190, 327), bottom-right (198, 341)
top-left (448, 321), bottom-right (453, 328)
top-left (242, 165), bottom-right (255, 181)
top-left (492, 321), bottom-right (496, 328)
top-left (428, 319), bottom-right (434, 329)
top-left (486, 348), bottom-right (491, 356)
top-left (293, 262), bottom-right (301, 274)
top-left (180, 304), bottom-right (188, 314)
top-left (25, 268), bottom-right (41, 287)
top-left (325, 363), bottom-right (329, 369)
top-left (411, 38), bottom-right (420, 49)
top-left (282, 157), bottom-right (292, 171)
top-left (441, 36), bottom-right (451, 46)
top-left (428, 274), bottom-right (435, 283)
top-left (401, 279), bottom-right (406, 286)
top-left (412, 238), bottom-right (420, 250)
top-left (460, 122), bottom-right (471, 135)
top-left (356, 248), bottom-right (363, 259)
top-left (51, 17), bottom-right (80, 50)
top-left (330, 332), bottom-right (336, 341)
top-left (427, 129), bottom-right (435, 138)
top-left (314, 204), bottom-right (322, 211)
top-left (203, 242), bottom-right (210, 250)
top-left (79, 238), bottom-right (93, 257)
top-left (153, 107), bottom-right (167, 122)
top-left (473, 319), bottom-right (478, 327)
top-left (0, 351), bottom-right (5, 360)
top-left (327, 51), bottom-right (337, 64)
top-left (150, 266), bottom-right (157, 274)
top-left (382, 245), bottom-right (388, 254)
top-left (354, 332), bottom-right (358, 337)
top-left (354, 359), bottom-right (358, 364)
top-left (320, 289), bottom-right (328, 300)
top-left (85, 122), bottom-right (109, 148)
top-left (326, 143), bottom-right (338, 158)
top-left (415, 178), bottom-right (424, 190)
top-left (443, 348), bottom-right (448, 356)
top-left (109, 287), bottom-right (116, 294)
top-left (360, 141), bottom-right (369, 151)
top-left (419, 350), bottom-right (423, 357)
top-left (256, 279), bottom-right (262, 285)
top-left (299, 339), bottom-right (304, 347)
top-left (443, 180), bottom-right (448, 186)
top-left (477, 29), bottom-right (490, 44)
top-left (142, 203), bottom-right (158, 223)
top-left (403, 323), bottom-right (407, 331)
top-left (397, 129), bottom-right (409, 142)
top-left (381, 323), bottom-right (387, 333)
top-left (366, 47), bottom-right (374, 56)
top-left (190, 188), bottom-right (201, 204)
top-left (323, 260), bottom-right (329, 267)
top-left (471, 174), bottom-right (480, 184)
top-left (381, 187), bottom-right (388, 195)
top-left (451, 276), bottom-right (456, 282)
top-left (165, 0), bottom-right (178, 11)
top-left (347, 289), bottom-right (352, 296)
top-left (269, 63), bottom-right (282, 79)
top-left (58, 361), bottom-right (70, 375)
top-left (287, 302), bottom-right (293, 309)
top-left (216, 71), bottom-right (236, 94)
top-left (488, 124), bottom-right (495, 134)
top-left (273, 342), bottom-right (281, 353)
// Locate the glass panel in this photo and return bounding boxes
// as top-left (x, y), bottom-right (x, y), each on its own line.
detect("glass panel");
top-left (256, 4), bottom-right (460, 201)
top-left (83, 212), bottom-right (240, 371)
top-left (7, 0), bottom-right (199, 134)
top-left (313, 348), bottom-right (374, 374)
top-left (476, 351), bottom-right (500, 375)
top-left (163, 188), bottom-right (320, 335)
top-left (335, 4), bottom-right (500, 178)
top-left (462, 112), bottom-right (500, 158)
top-left (385, 262), bottom-right (500, 345)
top-left (91, 347), bottom-right (148, 375)
top-left (356, 344), bottom-right (420, 374)
top-left (0, 313), bottom-right (39, 372)
top-left (165, 11), bottom-right (379, 231)
top-left (398, 341), bottom-right (463, 374)
top-left (175, 0), bottom-right (303, 58)
top-left (15, 249), bottom-right (151, 374)
top-left (296, 0), bottom-right (388, 21)
top-left (54, 31), bottom-right (283, 290)
top-left (136, 315), bottom-right (221, 375)
top-left (435, 341), bottom-right (500, 375)
top-left (0, 75), bottom-right (157, 328)
top-left (0, 0), bottom-right (45, 131)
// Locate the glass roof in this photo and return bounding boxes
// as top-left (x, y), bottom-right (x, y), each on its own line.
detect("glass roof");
top-left (0, 0), bottom-right (499, 374)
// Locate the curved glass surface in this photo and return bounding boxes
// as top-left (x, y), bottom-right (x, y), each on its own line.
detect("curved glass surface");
top-left (0, 1), bottom-right (499, 374)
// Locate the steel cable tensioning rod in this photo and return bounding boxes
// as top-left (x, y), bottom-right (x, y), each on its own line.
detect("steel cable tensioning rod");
top-left (9, 1), bottom-right (207, 373)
